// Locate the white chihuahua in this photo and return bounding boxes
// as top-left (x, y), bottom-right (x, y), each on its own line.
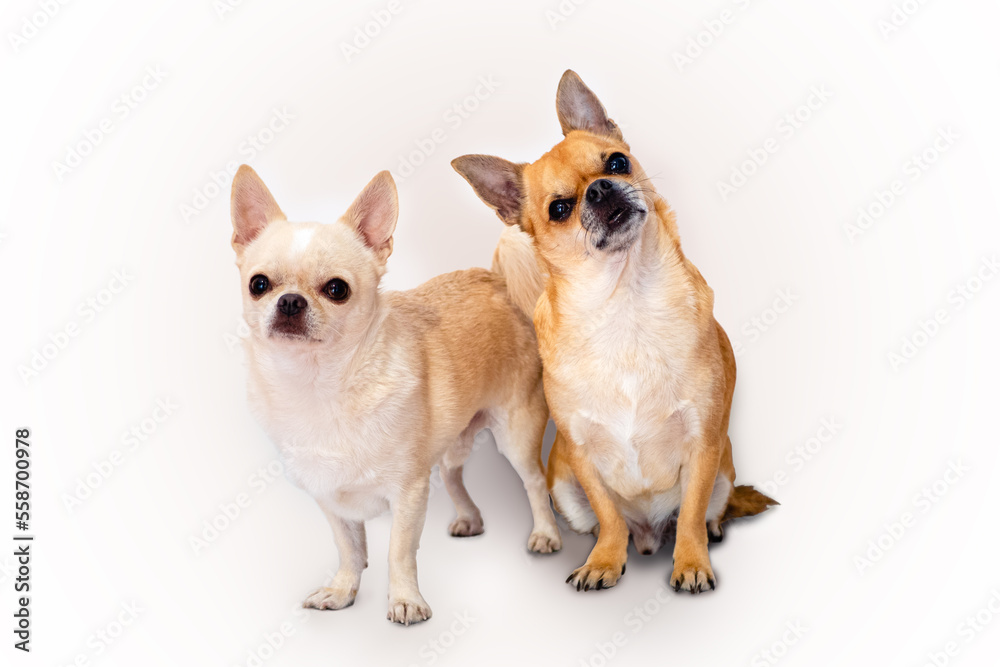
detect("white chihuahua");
top-left (230, 166), bottom-right (561, 625)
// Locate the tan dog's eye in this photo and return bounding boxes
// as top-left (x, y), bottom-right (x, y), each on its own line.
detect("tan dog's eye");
top-left (323, 278), bottom-right (351, 302)
top-left (549, 199), bottom-right (575, 222)
top-left (606, 152), bottom-right (631, 175)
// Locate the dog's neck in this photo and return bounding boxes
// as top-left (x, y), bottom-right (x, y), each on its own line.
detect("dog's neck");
top-left (546, 199), bottom-right (691, 315)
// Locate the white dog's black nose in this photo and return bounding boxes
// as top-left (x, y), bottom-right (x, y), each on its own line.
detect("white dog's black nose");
top-left (586, 179), bottom-right (614, 203)
top-left (277, 293), bottom-right (307, 317)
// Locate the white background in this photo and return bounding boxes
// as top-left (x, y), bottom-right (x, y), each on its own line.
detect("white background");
top-left (3, 1), bottom-right (1000, 665)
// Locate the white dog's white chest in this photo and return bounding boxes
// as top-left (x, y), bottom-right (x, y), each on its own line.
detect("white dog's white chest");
top-left (277, 416), bottom-right (401, 516)
top-left (249, 379), bottom-right (406, 520)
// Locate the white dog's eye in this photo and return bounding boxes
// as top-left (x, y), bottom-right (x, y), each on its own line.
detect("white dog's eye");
top-left (323, 278), bottom-right (350, 302)
top-left (249, 274), bottom-right (270, 297)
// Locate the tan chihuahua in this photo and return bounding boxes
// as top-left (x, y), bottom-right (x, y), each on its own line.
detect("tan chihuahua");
top-left (230, 166), bottom-right (561, 624)
top-left (453, 71), bottom-right (775, 594)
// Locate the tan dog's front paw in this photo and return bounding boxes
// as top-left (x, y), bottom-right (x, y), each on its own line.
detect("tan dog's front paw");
top-left (670, 559), bottom-right (716, 594)
top-left (302, 585), bottom-right (357, 610)
top-left (387, 595), bottom-right (432, 625)
top-left (566, 558), bottom-right (626, 591)
top-left (448, 515), bottom-right (484, 537)
top-left (528, 528), bottom-right (562, 554)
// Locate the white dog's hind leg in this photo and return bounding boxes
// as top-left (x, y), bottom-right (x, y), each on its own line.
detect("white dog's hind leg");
top-left (441, 416), bottom-right (486, 537)
top-left (441, 463), bottom-right (485, 537)
top-left (491, 397), bottom-right (562, 554)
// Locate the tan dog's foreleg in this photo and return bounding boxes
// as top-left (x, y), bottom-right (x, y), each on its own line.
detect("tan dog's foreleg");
top-left (562, 434), bottom-right (630, 591)
top-left (303, 505), bottom-right (367, 610)
top-left (386, 475), bottom-right (432, 625)
top-left (671, 437), bottom-right (723, 593)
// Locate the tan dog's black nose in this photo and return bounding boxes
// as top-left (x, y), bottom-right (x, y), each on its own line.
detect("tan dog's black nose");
top-left (586, 178), bottom-right (614, 203)
top-left (277, 293), bottom-right (307, 317)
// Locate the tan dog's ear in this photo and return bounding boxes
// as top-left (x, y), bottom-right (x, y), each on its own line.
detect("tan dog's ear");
top-left (451, 155), bottom-right (525, 226)
top-left (343, 170), bottom-right (398, 263)
top-left (556, 70), bottom-right (622, 140)
top-left (231, 165), bottom-right (286, 251)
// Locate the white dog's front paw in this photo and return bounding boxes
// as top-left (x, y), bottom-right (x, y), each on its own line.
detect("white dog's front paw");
top-left (386, 594), bottom-right (432, 625)
top-left (302, 585), bottom-right (357, 611)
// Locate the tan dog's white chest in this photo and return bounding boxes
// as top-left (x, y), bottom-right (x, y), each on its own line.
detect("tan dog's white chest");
top-left (543, 287), bottom-right (700, 505)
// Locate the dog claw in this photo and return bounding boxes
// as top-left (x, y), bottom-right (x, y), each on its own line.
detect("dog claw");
top-left (670, 563), bottom-right (716, 594)
top-left (302, 585), bottom-right (357, 611)
top-left (567, 559), bottom-right (627, 592)
top-left (386, 596), bottom-right (432, 625)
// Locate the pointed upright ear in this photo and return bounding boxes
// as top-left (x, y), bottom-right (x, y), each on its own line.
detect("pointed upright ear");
top-left (343, 171), bottom-right (398, 263)
top-left (231, 165), bottom-right (286, 252)
top-left (451, 155), bottom-right (525, 226)
top-left (556, 70), bottom-right (622, 140)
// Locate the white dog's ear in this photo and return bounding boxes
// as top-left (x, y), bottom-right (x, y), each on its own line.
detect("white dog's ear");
top-left (343, 171), bottom-right (398, 263)
top-left (231, 165), bottom-right (286, 251)
top-left (451, 155), bottom-right (525, 226)
top-left (556, 70), bottom-right (622, 140)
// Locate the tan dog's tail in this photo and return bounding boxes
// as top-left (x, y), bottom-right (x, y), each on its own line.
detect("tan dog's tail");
top-left (492, 226), bottom-right (548, 318)
top-left (723, 485), bottom-right (778, 522)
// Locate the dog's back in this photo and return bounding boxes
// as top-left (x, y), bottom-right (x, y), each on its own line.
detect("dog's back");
top-left (385, 267), bottom-right (543, 435)
top-left (491, 226), bottom-right (547, 318)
